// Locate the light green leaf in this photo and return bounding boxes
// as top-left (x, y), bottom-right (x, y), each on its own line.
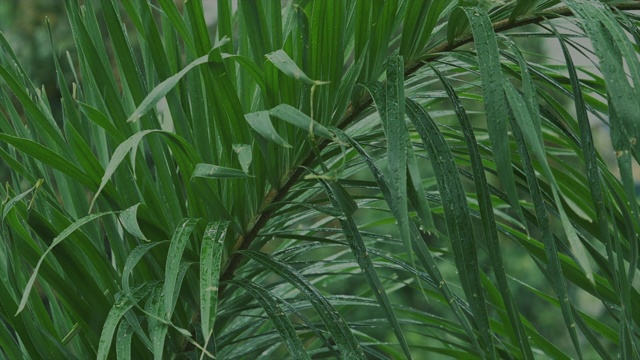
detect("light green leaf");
top-left (200, 221), bottom-right (229, 339)
top-left (127, 38), bottom-right (229, 123)
top-left (266, 49), bottom-right (328, 85)
top-left (233, 144), bottom-right (253, 174)
top-left (163, 218), bottom-right (199, 317)
top-left (269, 104), bottom-right (335, 140)
top-left (115, 321), bottom-right (134, 360)
top-left (191, 163), bottom-right (253, 180)
top-left (245, 111), bottom-right (292, 147)
top-left (1, 179), bottom-right (42, 222)
top-left (118, 203), bottom-right (148, 241)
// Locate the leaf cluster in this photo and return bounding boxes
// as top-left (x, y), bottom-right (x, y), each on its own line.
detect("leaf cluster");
top-left (0, 0), bottom-right (639, 359)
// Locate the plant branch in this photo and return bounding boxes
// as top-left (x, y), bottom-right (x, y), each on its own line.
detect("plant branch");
top-left (218, 1), bottom-right (640, 292)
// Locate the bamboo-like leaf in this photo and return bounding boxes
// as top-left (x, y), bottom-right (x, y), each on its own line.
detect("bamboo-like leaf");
top-left (1, 180), bottom-right (42, 222)
top-left (118, 203), bottom-right (148, 241)
top-left (200, 221), bottom-right (229, 340)
top-left (0, 134), bottom-right (95, 189)
top-left (120, 241), bottom-right (168, 351)
top-left (240, 250), bottom-right (366, 359)
top-left (429, 63), bottom-right (533, 359)
top-left (0, 64), bottom-right (66, 150)
top-left (155, 0), bottom-right (197, 55)
top-left (126, 54), bottom-right (207, 122)
top-left (333, 128), bottom-right (483, 354)
top-left (89, 130), bottom-right (155, 212)
top-left (510, 119), bottom-right (585, 359)
top-left (233, 144), bottom-right (253, 175)
top-left (245, 111), bottom-right (292, 147)
top-left (91, 127), bottom-right (236, 224)
top-left (115, 320), bottom-right (134, 360)
top-left (406, 97), bottom-right (495, 357)
top-left (163, 218), bottom-right (199, 318)
top-left (0, 318), bottom-right (22, 359)
top-left (266, 49), bottom-right (327, 85)
top-left (222, 53), bottom-right (268, 95)
top-left (238, 0), bottom-right (272, 64)
top-left (384, 56), bottom-right (410, 251)
top-left (77, 102), bottom-right (124, 142)
top-left (462, 6), bottom-right (525, 225)
top-left (268, 104), bottom-right (335, 140)
top-left (96, 284), bottom-right (155, 360)
top-left (2, 1), bottom-right (640, 358)
top-left (504, 83), bottom-right (594, 282)
top-left (191, 164), bottom-right (252, 180)
top-left (147, 284), bottom-right (169, 360)
top-left (563, 1), bottom-right (640, 287)
top-left (319, 178), bottom-right (413, 359)
top-left (15, 212), bottom-right (114, 316)
top-left (231, 278), bottom-right (311, 359)
top-left (362, 57), bottom-right (414, 258)
top-left (509, 0), bottom-right (553, 22)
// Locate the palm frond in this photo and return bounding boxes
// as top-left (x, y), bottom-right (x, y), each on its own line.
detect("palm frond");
top-left (1, 0), bottom-right (639, 358)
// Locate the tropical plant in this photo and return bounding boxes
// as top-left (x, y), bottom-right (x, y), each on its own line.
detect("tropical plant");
top-left (1, 0), bottom-right (640, 358)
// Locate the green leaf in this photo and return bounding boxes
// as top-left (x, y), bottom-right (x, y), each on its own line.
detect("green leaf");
top-left (0, 134), bottom-right (96, 189)
top-left (115, 321), bottom-right (134, 360)
top-left (97, 284), bottom-right (155, 360)
top-left (266, 49), bottom-right (328, 85)
top-left (163, 218), bottom-right (199, 318)
top-left (509, 111), bottom-right (585, 359)
top-left (319, 178), bottom-right (413, 359)
top-left (231, 278), bottom-right (311, 359)
top-left (269, 104), bottom-right (335, 140)
top-left (77, 102), bottom-right (125, 142)
top-left (462, 6), bottom-right (525, 225)
top-left (241, 250), bottom-right (366, 359)
top-left (118, 203), bottom-right (148, 241)
top-left (233, 144), bottom-right (253, 175)
top-left (0, 63), bottom-right (67, 150)
top-left (406, 97), bottom-right (495, 358)
top-left (126, 38), bottom-right (228, 123)
top-left (504, 82), bottom-right (594, 282)
top-left (429, 63), bottom-right (533, 359)
top-left (245, 111), bottom-right (292, 147)
top-left (509, 0), bottom-right (553, 22)
top-left (16, 212), bottom-right (114, 316)
top-left (147, 284), bottom-right (169, 360)
top-left (222, 53), bottom-right (268, 95)
top-left (200, 221), bottom-right (229, 339)
top-left (361, 57), bottom-right (419, 263)
top-left (191, 163), bottom-right (252, 180)
top-left (1, 179), bottom-right (42, 222)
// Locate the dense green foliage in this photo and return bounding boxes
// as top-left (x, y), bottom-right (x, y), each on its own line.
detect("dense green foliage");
top-left (1, 0), bottom-right (640, 358)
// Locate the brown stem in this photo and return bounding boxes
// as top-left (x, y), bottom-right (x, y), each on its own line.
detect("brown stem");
top-left (218, 1), bottom-right (640, 292)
